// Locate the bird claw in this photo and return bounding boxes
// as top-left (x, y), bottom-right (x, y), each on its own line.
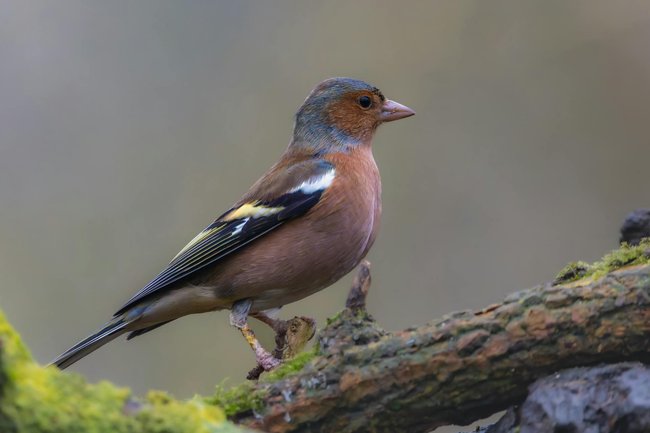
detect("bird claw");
top-left (256, 350), bottom-right (282, 371)
top-left (247, 350), bottom-right (282, 380)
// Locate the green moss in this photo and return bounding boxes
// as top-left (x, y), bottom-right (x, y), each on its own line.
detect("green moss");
top-left (557, 240), bottom-right (650, 286)
top-left (554, 261), bottom-right (592, 285)
top-left (263, 345), bottom-right (318, 382)
top-left (207, 381), bottom-right (263, 418)
top-left (136, 391), bottom-right (227, 433)
top-left (0, 311), bottom-right (32, 368)
top-left (0, 310), bottom-right (248, 433)
top-left (206, 344), bottom-right (319, 417)
top-left (590, 240), bottom-right (650, 279)
top-left (326, 310), bottom-right (343, 325)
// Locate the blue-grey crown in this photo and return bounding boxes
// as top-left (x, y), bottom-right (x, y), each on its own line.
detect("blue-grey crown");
top-left (292, 78), bottom-right (383, 151)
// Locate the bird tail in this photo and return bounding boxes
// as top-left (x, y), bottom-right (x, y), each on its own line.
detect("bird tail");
top-left (50, 318), bottom-right (128, 369)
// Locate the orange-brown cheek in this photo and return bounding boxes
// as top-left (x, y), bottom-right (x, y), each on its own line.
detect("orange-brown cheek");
top-left (326, 101), bottom-right (377, 142)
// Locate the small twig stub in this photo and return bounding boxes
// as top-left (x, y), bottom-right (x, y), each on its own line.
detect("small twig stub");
top-left (346, 260), bottom-right (372, 311)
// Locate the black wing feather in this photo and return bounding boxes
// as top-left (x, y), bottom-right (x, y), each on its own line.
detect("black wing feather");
top-left (114, 188), bottom-right (324, 316)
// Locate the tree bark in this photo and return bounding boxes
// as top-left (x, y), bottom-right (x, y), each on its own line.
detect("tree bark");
top-left (233, 261), bottom-right (650, 433)
top-left (2, 245), bottom-right (650, 433)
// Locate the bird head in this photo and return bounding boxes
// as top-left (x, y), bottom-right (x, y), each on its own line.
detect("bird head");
top-left (292, 77), bottom-right (415, 153)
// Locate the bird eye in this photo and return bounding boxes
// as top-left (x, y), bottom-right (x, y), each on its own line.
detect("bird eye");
top-left (358, 95), bottom-right (372, 109)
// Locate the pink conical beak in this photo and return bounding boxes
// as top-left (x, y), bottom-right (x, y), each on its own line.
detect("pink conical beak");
top-left (380, 99), bottom-right (415, 122)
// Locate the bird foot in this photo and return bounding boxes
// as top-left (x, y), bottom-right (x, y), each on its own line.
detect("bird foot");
top-left (255, 348), bottom-right (282, 371)
top-left (248, 350), bottom-right (282, 380)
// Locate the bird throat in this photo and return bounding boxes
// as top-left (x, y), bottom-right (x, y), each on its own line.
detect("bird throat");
top-left (291, 117), bottom-right (362, 153)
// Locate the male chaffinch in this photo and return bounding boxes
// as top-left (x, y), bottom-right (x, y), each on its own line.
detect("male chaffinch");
top-left (52, 77), bottom-right (415, 371)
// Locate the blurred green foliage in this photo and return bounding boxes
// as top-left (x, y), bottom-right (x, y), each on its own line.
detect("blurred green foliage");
top-left (0, 309), bottom-right (254, 433)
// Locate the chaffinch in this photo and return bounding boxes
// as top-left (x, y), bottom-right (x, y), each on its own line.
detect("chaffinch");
top-left (52, 77), bottom-right (415, 371)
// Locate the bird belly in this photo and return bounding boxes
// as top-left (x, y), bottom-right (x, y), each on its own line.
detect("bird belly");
top-left (206, 212), bottom-right (374, 311)
top-left (126, 283), bottom-right (225, 328)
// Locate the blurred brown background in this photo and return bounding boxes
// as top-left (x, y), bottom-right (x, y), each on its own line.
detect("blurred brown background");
top-left (2, 1), bottom-right (650, 429)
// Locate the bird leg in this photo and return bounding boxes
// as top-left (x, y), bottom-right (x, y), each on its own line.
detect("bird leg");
top-left (230, 299), bottom-right (280, 372)
top-left (251, 311), bottom-right (290, 360)
top-left (251, 310), bottom-right (288, 334)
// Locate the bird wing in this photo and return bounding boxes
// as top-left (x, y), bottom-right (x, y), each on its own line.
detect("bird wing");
top-left (114, 158), bottom-right (336, 316)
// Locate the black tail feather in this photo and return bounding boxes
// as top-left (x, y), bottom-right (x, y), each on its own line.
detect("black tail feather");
top-left (50, 319), bottom-right (128, 369)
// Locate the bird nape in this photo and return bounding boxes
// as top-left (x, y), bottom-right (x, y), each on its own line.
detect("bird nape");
top-left (51, 77), bottom-right (414, 373)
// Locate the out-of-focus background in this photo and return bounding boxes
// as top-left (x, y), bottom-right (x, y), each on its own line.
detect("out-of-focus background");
top-left (2, 1), bottom-right (650, 429)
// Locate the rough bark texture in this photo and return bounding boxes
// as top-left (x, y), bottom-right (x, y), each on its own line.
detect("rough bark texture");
top-left (233, 261), bottom-right (650, 433)
top-left (2, 242), bottom-right (650, 432)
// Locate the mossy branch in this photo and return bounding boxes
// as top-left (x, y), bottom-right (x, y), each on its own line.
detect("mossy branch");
top-left (1, 243), bottom-right (650, 433)
top-left (227, 243), bottom-right (650, 433)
